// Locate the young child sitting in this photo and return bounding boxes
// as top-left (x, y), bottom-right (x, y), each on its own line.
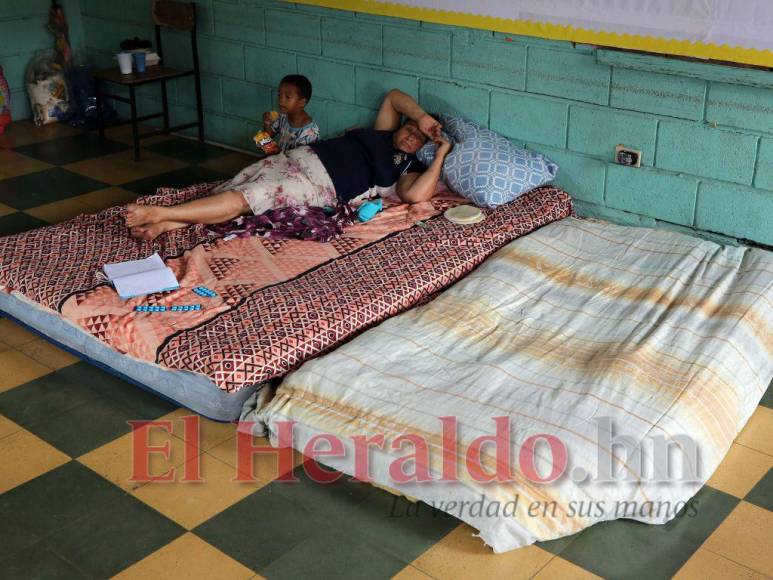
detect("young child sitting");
top-left (260, 74), bottom-right (320, 153)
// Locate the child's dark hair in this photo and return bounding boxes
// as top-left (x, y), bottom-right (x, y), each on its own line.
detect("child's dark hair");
top-left (280, 75), bottom-right (312, 102)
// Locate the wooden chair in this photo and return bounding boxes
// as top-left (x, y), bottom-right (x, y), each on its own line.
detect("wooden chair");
top-left (93, 0), bottom-right (204, 161)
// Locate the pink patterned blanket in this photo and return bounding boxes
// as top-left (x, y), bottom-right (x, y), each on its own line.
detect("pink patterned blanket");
top-left (0, 183), bottom-right (572, 393)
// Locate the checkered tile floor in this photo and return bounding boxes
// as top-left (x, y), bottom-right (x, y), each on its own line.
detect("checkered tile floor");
top-left (0, 120), bottom-right (772, 579)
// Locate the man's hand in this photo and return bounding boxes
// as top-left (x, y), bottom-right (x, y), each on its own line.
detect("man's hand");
top-left (418, 114), bottom-right (442, 141)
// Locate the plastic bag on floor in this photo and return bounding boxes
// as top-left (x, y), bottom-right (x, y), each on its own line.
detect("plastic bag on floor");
top-left (57, 65), bottom-right (115, 128)
top-left (26, 50), bottom-right (69, 126)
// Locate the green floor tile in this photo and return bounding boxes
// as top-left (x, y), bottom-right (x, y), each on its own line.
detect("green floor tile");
top-left (556, 486), bottom-right (739, 580)
top-left (760, 378), bottom-right (772, 409)
top-left (145, 137), bottom-right (231, 164)
top-left (76, 362), bottom-right (178, 419)
top-left (319, 484), bottom-right (459, 564)
top-left (122, 165), bottom-right (229, 197)
top-left (0, 362), bottom-right (177, 457)
top-left (0, 513), bottom-right (43, 563)
top-left (0, 462), bottom-right (183, 577)
top-left (195, 464), bottom-right (458, 577)
top-left (0, 211), bottom-right (48, 236)
top-left (0, 168), bottom-right (108, 210)
top-left (744, 468), bottom-right (772, 511)
top-left (46, 486), bottom-right (184, 578)
top-left (261, 528), bottom-right (409, 580)
top-left (1, 542), bottom-right (88, 579)
top-left (14, 133), bottom-right (128, 165)
top-left (194, 484), bottom-right (316, 571)
top-left (0, 462), bottom-right (122, 538)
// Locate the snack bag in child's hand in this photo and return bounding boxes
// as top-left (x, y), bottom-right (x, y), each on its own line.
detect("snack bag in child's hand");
top-left (254, 130), bottom-right (280, 155)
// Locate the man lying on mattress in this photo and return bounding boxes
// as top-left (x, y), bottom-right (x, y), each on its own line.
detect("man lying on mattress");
top-left (125, 89), bottom-right (453, 240)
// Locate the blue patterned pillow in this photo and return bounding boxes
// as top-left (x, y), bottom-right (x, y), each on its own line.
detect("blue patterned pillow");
top-left (417, 114), bottom-right (559, 208)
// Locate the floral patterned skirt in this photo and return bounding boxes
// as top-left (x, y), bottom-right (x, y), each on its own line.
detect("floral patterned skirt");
top-left (214, 146), bottom-right (338, 215)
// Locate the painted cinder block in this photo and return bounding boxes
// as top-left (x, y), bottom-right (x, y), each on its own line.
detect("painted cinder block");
top-left (568, 106), bottom-right (657, 164)
top-left (605, 164), bottom-right (698, 226)
top-left (0, 54), bottom-right (29, 92)
top-left (326, 101), bottom-right (378, 136)
top-left (572, 200), bottom-right (657, 227)
top-left (452, 34), bottom-right (526, 91)
top-left (419, 79), bottom-right (489, 127)
top-left (198, 37), bottom-right (245, 79)
top-left (527, 144), bottom-right (606, 204)
top-left (753, 137), bottom-right (773, 190)
top-left (213, 0), bottom-right (266, 46)
top-left (298, 56), bottom-right (355, 104)
top-left (173, 74), bottom-right (223, 113)
top-left (527, 47), bottom-right (611, 106)
top-left (245, 46), bottom-right (297, 88)
top-left (81, 0), bottom-right (151, 24)
top-left (82, 16), bottom-right (153, 54)
top-left (266, 9), bottom-right (321, 54)
top-left (383, 26), bottom-right (451, 77)
top-left (222, 78), bottom-right (271, 120)
top-left (611, 68), bottom-right (705, 121)
top-left (355, 67), bottom-right (418, 107)
top-left (204, 113), bottom-right (255, 150)
top-left (491, 91), bottom-right (567, 148)
top-left (322, 17), bottom-right (381, 65)
top-left (706, 82), bottom-right (773, 135)
top-left (656, 120), bottom-right (758, 185)
top-left (695, 180), bottom-right (773, 245)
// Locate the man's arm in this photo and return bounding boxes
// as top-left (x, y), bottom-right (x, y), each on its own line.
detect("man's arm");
top-left (396, 140), bottom-right (452, 204)
top-left (374, 89), bottom-right (440, 138)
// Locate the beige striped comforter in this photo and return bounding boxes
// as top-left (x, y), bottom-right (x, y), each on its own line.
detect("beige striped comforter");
top-left (260, 217), bottom-right (773, 552)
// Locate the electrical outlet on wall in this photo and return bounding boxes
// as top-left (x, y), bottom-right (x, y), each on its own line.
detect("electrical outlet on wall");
top-left (615, 144), bottom-right (642, 168)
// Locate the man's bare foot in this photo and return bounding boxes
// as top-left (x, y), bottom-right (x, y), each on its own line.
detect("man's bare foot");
top-left (130, 221), bottom-right (187, 241)
top-left (125, 204), bottom-right (162, 228)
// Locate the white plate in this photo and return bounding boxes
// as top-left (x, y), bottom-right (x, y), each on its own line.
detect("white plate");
top-left (444, 205), bottom-right (485, 225)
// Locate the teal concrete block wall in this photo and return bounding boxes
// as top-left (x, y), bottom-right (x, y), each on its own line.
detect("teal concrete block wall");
top-left (0, 0), bottom-right (84, 121)
top-left (76, 0), bottom-right (773, 245)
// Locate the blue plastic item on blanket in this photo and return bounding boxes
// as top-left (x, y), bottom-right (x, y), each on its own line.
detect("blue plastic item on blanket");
top-left (357, 198), bottom-right (383, 223)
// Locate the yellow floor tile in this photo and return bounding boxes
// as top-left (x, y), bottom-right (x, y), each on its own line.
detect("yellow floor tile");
top-left (0, 318), bottom-right (39, 348)
top-left (0, 120), bottom-right (82, 148)
top-left (0, 149), bottom-right (52, 179)
top-left (735, 406), bottom-right (773, 456)
top-left (206, 433), bottom-right (305, 483)
top-left (707, 443), bottom-right (772, 498)
top-left (64, 149), bottom-right (187, 185)
top-left (702, 501), bottom-right (773, 577)
top-left (674, 548), bottom-right (766, 580)
top-left (412, 524), bottom-right (553, 580)
top-left (0, 428), bottom-right (70, 493)
top-left (156, 408), bottom-right (237, 453)
top-left (0, 414), bottom-right (22, 440)
top-left (24, 197), bottom-right (94, 224)
top-left (200, 151), bottom-right (258, 176)
top-left (533, 556), bottom-right (602, 579)
top-left (0, 202), bottom-right (16, 218)
top-left (132, 453), bottom-right (265, 529)
top-left (112, 532), bottom-right (256, 580)
top-left (18, 339), bottom-right (80, 370)
top-left (391, 564), bottom-right (436, 579)
top-left (78, 421), bottom-right (195, 492)
top-left (0, 349), bottom-right (53, 393)
top-left (76, 186), bottom-right (139, 212)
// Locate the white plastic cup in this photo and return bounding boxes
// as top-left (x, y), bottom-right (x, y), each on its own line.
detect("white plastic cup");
top-left (117, 52), bottom-right (133, 75)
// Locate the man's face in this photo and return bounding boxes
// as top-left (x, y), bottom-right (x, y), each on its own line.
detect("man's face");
top-left (393, 121), bottom-right (428, 154)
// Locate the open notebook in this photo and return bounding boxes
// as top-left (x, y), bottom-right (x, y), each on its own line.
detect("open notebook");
top-left (103, 253), bottom-right (180, 300)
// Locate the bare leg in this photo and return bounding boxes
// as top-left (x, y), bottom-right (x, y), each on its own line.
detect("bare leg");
top-left (125, 190), bottom-right (250, 228)
top-left (130, 220), bottom-right (189, 241)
